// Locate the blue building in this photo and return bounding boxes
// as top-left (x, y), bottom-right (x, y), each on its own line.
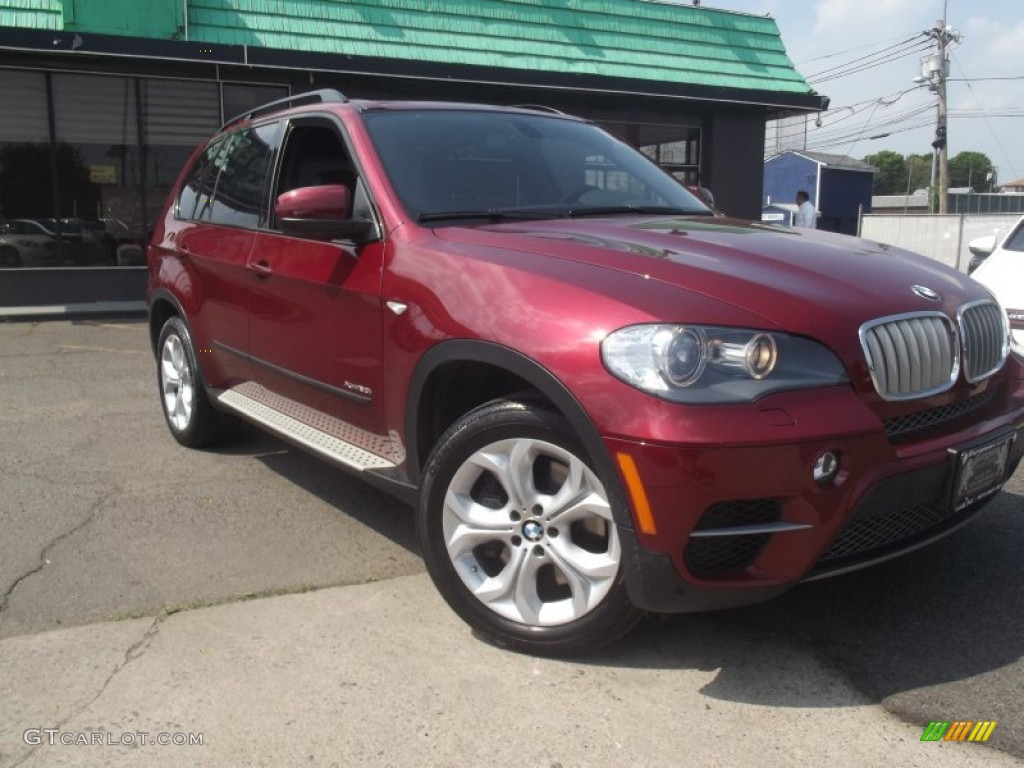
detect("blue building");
top-left (763, 150), bottom-right (874, 235)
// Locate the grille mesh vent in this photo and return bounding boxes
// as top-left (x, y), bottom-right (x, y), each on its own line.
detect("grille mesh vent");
top-left (884, 389), bottom-right (997, 441)
top-left (685, 499), bottom-right (779, 577)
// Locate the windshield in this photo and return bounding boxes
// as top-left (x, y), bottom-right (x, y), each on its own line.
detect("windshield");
top-left (362, 109), bottom-right (712, 222)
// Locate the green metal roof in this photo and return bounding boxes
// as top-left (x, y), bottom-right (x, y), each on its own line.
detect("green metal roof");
top-left (0, 1), bottom-right (817, 98)
top-left (0, 0), bottom-right (61, 30)
top-left (189, 0), bottom-right (812, 94)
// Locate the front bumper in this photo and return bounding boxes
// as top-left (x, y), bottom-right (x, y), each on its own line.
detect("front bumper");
top-left (607, 378), bottom-right (1024, 614)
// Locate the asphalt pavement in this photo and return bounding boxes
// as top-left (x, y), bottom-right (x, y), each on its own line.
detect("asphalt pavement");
top-left (1, 319), bottom-right (1022, 767)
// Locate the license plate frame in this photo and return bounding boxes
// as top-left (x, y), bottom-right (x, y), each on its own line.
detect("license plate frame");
top-left (949, 433), bottom-right (1015, 512)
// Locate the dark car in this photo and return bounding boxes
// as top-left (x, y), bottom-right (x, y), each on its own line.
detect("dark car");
top-left (147, 90), bottom-right (1024, 655)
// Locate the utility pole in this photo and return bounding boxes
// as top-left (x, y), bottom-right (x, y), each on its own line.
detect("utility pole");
top-left (920, 1), bottom-right (960, 214)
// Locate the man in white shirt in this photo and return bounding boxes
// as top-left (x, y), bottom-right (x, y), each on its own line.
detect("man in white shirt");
top-left (794, 190), bottom-right (816, 228)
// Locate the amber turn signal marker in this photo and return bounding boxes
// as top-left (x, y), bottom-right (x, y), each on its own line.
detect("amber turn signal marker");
top-left (616, 452), bottom-right (657, 535)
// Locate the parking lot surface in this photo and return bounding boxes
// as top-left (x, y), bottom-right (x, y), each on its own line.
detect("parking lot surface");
top-left (1, 319), bottom-right (1022, 765)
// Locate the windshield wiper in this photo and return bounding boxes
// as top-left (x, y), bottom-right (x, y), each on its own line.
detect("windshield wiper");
top-left (417, 209), bottom-right (561, 223)
top-left (564, 205), bottom-right (711, 218)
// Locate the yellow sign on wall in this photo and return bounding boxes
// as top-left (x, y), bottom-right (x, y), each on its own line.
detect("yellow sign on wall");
top-left (89, 165), bottom-right (117, 184)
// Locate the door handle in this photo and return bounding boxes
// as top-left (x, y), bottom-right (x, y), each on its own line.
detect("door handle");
top-left (247, 260), bottom-right (273, 277)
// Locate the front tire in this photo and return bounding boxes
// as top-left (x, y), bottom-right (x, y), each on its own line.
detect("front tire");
top-left (156, 316), bottom-right (234, 448)
top-left (418, 400), bottom-right (641, 656)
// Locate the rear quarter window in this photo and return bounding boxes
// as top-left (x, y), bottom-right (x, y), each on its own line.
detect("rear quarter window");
top-left (174, 123), bottom-right (277, 228)
top-left (176, 138), bottom-right (224, 221)
top-left (207, 124), bottom-right (277, 228)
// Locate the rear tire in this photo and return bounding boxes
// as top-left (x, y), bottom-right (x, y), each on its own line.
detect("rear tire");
top-left (156, 316), bottom-right (235, 448)
top-left (418, 400), bottom-right (641, 656)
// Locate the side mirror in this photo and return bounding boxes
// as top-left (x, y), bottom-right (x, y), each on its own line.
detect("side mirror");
top-left (275, 185), bottom-right (374, 240)
top-left (968, 234), bottom-right (997, 258)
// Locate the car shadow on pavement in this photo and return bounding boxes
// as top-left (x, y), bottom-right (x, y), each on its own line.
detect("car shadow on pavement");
top-left (209, 426), bottom-right (1023, 736)
top-left (222, 424), bottom-right (421, 557)
top-left (584, 490), bottom-right (1024, 709)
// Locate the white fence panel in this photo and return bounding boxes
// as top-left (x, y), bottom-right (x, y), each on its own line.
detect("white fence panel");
top-left (859, 214), bottom-right (1019, 271)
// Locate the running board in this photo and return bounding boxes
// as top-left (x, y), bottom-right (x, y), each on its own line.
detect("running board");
top-left (217, 388), bottom-right (397, 472)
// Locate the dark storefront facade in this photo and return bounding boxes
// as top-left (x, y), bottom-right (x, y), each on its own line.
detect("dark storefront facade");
top-left (0, 0), bottom-right (825, 311)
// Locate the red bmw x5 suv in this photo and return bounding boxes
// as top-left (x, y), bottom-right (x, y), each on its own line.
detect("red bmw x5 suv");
top-left (147, 90), bottom-right (1024, 655)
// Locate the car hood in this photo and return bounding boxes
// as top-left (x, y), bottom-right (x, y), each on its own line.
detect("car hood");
top-left (434, 216), bottom-right (987, 347)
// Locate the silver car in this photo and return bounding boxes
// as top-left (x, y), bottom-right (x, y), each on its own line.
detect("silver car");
top-left (0, 219), bottom-right (63, 268)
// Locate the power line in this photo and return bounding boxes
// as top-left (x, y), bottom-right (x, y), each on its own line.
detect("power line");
top-left (805, 119), bottom-right (937, 152)
top-left (947, 76), bottom-right (1024, 82)
top-left (950, 52), bottom-right (1020, 179)
top-left (807, 39), bottom-right (931, 84)
top-left (770, 89), bottom-right (930, 143)
top-left (950, 110), bottom-right (1024, 118)
top-left (804, 35), bottom-right (921, 77)
top-left (794, 32), bottom-right (921, 65)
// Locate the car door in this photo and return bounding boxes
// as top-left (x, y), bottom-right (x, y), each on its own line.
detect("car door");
top-left (247, 116), bottom-right (389, 452)
top-left (170, 123), bottom-right (279, 387)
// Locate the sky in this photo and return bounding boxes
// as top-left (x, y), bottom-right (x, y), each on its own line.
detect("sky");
top-left (684, 0), bottom-right (1024, 185)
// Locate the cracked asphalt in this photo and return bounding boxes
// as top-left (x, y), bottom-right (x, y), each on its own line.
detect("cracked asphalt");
top-left (1, 318), bottom-right (1023, 766)
top-left (0, 319), bottom-right (423, 640)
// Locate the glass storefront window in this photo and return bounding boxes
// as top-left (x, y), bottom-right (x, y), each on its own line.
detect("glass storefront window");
top-left (0, 71), bottom-right (57, 268)
top-left (52, 73), bottom-right (140, 265)
top-left (222, 83), bottom-right (289, 124)
top-left (141, 78), bottom-right (222, 254)
top-left (0, 69), bottom-right (287, 269)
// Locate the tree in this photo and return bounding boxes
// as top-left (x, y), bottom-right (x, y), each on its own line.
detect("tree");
top-left (863, 150), bottom-right (905, 195)
top-left (948, 151), bottom-right (993, 192)
top-left (906, 153), bottom-right (932, 194)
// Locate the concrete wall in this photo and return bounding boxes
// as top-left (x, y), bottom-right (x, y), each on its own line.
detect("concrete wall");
top-left (859, 213), bottom-right (1020, 271)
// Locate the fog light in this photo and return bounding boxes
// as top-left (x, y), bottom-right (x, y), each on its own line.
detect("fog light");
top-left (813, 452), bottom-right (839, 485)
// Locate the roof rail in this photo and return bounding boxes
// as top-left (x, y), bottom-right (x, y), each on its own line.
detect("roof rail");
top-left (509, 104), bottom-right (566, 115)
top-left (221, 89), bottom-right (349, 130)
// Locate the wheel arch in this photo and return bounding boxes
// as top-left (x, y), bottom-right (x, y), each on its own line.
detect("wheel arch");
top-left (147, 288), bottom-right (185, 356)
top-left (404, 340), bottom-right (632, 530)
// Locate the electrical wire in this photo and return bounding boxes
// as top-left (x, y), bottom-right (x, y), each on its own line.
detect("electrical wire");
top-left (794, 32), bottom-right (921, 65)
top-left (948, 76), bottom-right (1024, 82)
top-left (806, 38), bottom-right (931, 84)
top-left (804, 35), bottom-right (921, 78)
top-left (950, 52), bottom-right (1020, 179)
top-left (804, 119), bottom-right (936, 152)
top-left (769, 88), bottom-right (929, 143)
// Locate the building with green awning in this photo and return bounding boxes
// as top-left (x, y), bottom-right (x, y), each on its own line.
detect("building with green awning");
top-left (0, 0), bottom-right (825, 308)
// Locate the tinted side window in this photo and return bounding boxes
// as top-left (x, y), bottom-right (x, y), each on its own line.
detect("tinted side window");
top-left (176, 137), bottom-right (224, 221)
top-left (207, 124), bottom-right (278, 228)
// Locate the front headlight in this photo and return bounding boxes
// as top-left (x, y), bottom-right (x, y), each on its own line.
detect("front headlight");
top-left (601, 324), bottom-right (848, 404)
